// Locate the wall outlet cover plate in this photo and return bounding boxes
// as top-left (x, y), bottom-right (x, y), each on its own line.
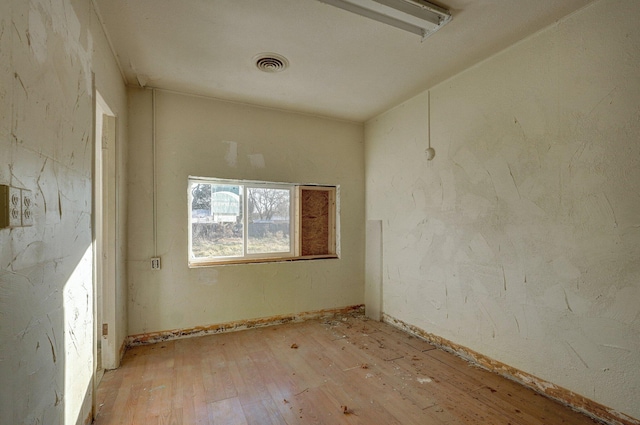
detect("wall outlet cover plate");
top-left (151, 257), bottom-right (161, 270)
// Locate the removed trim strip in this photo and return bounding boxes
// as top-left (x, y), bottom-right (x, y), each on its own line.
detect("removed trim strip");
top-left (127, 304), bottom-right (365, 347)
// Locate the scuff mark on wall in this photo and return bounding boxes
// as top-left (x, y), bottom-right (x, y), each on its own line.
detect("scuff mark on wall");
top-left (563, 289), bottom-right (573, 312)
top-left (501, 265), bottom-right (507, 292)
top-left (586, 86), bottom-right (618, 118)
top-left (7, 241), bottom-right (45, 271)
top-left (598, 344), bottom-right (631, 353)
top-left (37, 158), bottom-right (49, 214)
top-left (14, 72), bottom-right (28, 98)
top-left (566, 341), bottom-right (589, 369)
top-left (46, 334), bottom-right (56, 363)
top-left (602, 193), bottom-right (618, 228)
top-left (506, 164), bottom-right (521, 199)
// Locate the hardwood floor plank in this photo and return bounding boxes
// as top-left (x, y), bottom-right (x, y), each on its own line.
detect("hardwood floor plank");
top-left (188, 380), bottom-right (211, 425)
top-left (130, 382), bottom-right (154, 425)
top-left (158, 407), bottom-right (182, 425)
top-left (424, 347), bottom-right (593, 425)
top-left (180, 341), bottom-right (210, 424)
top-left (241, 398), bottom-right (288, 425)
top-left (293, 386), bottom-right (345, 424)
top-left (94, 316), bottom-right (598, 425)
top-left (207, 397), bottom-right (248, 425)
top-left (222, 339), bottom-right (273, 405)
top-left (202, 353), bottom-right (237, 403)
top-left (319, 378), bottom-right (404, 425)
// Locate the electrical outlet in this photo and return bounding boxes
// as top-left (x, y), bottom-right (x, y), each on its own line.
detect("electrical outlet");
top-left (0, 185), bottom-right (22, 228)
top-left (21, 189), bottom-right (33, 226)
top-left (151, 257), bottom-right (161, 270)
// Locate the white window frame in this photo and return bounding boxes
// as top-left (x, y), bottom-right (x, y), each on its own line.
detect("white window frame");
top-left (189, 177), bottom-right (338, 266)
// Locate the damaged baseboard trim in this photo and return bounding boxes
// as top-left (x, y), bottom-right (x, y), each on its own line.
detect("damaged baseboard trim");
top-left (382, 313), bottom-right (639, 425)
top-left (127, 304), bottom-right (365, 347)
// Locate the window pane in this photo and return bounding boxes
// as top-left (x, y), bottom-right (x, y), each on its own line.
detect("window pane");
top-left (191, 183), bottom-right (243, 258)
top-left (247, 187), bottom-right (290, 254)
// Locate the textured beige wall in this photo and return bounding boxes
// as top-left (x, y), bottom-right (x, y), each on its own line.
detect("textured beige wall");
top-left (127, 89), bottom-right (364, 335)
top-left (0, 1), bottom-right (128, 424)
top-left (365, 0), bottom-right (640, 420)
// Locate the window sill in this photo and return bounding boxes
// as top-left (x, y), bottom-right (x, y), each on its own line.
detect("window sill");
top-left (189, 254), bottom-right (339, 267)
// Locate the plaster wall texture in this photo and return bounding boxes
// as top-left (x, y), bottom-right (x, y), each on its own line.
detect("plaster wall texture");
top-left (0, 1), bottom-right (128, 424)
top-left (365, 0), bottom-right (640, 419)
top-left (127, 89), bottom-right (364, 335)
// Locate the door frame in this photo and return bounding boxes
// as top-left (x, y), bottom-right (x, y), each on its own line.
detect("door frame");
top-left (93, 89), bottom-right (117, 411)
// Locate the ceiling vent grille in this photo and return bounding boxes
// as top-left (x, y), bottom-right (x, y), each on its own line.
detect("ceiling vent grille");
top-left (255, 53), bottom-right (289, 73)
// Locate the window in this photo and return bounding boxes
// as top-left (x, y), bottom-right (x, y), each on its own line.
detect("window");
top-left (188, 177), bottom-right (337, 266)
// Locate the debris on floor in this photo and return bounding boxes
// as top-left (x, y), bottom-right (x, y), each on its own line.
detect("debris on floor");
top-left (341, 405), bottom-right (353, 414)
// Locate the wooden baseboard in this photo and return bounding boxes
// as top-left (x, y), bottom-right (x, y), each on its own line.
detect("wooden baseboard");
top-left (382, 313), bottom-right (639, 425)
top-left (127, 304), bottom-right (365, 347)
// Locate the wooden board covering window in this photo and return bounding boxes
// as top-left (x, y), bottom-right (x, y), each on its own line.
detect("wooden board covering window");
top-left (298, 186), bottom-right (336, 257)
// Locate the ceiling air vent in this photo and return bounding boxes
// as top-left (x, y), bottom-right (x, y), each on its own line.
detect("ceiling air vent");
top-left (254, 53), bottom-right (289, 73)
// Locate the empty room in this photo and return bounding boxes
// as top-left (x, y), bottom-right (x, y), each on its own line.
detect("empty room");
top-left (1, 0), bottom-right (639, 424)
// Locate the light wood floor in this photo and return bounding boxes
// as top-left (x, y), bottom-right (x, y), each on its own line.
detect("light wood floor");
top-left (93, 315), bottom-right (598, 424)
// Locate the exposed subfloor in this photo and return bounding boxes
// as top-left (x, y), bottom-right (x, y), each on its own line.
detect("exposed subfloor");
top-left (93, 315), bottom-right (598, 424)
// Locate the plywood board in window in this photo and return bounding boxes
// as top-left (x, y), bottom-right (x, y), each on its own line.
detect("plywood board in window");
top-left (299, 186), bottom-right (335, 256)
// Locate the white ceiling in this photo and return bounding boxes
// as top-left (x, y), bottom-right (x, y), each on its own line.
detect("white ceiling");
top-left (94, 0), bottom-right (594, 122)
